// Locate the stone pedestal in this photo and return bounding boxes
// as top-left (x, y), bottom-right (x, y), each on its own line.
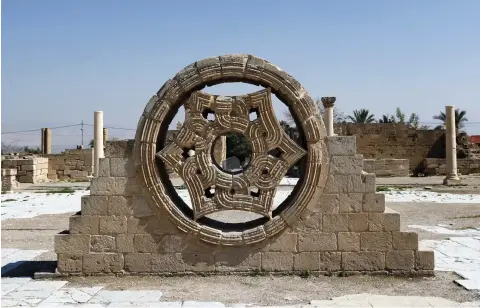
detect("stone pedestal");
top-left (443, 106), bottom-right (461, 185)
top-left (1, 168), bottom-right (18, 192)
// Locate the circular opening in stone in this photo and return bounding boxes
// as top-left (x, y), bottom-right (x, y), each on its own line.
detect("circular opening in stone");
top-left (156, 82), bottom-right (309, 229)
top-left (211, 133), bottom-right (252, 174)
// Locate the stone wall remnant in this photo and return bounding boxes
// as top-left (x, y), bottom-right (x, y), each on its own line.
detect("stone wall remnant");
top-left (363, 159), bottom-right (409, 177)
top-left (55, 54), bottom-right (432, 276)
top-left (1, 156), bottom-right (48, 183)
top-left (1, 168), bottom-right (18, 192)
top-left (42, 149), bottom-right (93, 181)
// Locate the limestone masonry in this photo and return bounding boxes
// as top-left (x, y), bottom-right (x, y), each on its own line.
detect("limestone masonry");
top-left (55, 54), bottom-right (433, 276)
top-left (1, 156), bottom-right (48, 183)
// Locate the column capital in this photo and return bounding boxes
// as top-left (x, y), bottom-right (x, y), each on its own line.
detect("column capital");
top-left (321, 97), bottom-right (336, 108)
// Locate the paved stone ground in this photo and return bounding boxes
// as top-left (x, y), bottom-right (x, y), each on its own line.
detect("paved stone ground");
top-left (2, 177), bottom-right (480, 307)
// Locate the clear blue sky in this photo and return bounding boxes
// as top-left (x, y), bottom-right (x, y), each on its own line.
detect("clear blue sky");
top-left (2, 0), bottom-right (480, 152)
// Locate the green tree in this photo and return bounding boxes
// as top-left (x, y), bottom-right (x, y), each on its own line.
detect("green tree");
top-left (347, 109), bottom-right (376, 123)
top-left (23, 146), bottom-right (41, 154)
top-left (433, 109), bottom-right (468, 131)
top-left (378, 114), bottom-right (395, 123)
top-left (226, 133), bottom-right (252, 166)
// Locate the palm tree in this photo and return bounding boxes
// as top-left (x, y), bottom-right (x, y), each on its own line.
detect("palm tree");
top-left (433, 109), bottom-right (468, 131)
top-left (378, 114), bottom-right (395, 123)
top-left (348, 109), bottom-right (376, 123)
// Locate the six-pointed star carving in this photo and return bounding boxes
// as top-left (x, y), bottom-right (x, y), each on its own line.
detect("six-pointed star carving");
top-left (157, 88), bottom-right (306, 220)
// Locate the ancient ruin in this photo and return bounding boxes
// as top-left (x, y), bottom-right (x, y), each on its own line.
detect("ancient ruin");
top-left (55, 54), bottom-right (433, 275)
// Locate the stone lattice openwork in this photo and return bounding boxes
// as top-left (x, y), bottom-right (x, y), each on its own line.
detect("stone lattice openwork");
top-left (134, 54), bottom-right (329, 246)
top-left (158, 89), bottom-right (306, 221)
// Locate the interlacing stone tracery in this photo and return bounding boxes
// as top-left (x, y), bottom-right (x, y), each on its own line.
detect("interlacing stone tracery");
top-left (134, 54), bottom-right (329, 245)
top-left (157, 89), bottom-right (306, 220)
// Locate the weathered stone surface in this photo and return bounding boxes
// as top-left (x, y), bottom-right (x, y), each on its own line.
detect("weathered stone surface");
top-left (317, 194), bottom-right (340, 213)
top-left (416, 250), bottom-right (435, 270)
top-left (320, 252), bottom-right (341, 271)
top-left (57, 254), bottom-right (82, 273)
top-left (151, 253), bottom-right (185, 272)
top-left (323, 214), bottom-right (348, 231)
top-left (70, 216), bottom-right (99, 234)
top-left (110, 157), bottom-right (135, 177)
top-left (348, 214), bottom-right (369, 232)
top-left (363, 193), bottom-right (386, 213)
top-left (116, 234), bottom-right (135, 253)
top-left (386, 250), bottom-right (414, 270)
top-left (392, 232), bottom-right (418, 250)
top-left (262, 252), bottom-right (293, 271)
top-left (99, 216), bottom-right (128, 234)
top-left (183, 253), bottom-right (215, 272)
top-left (81, 196), bottom-right (108, 215)
top-left (107, 196), bottom-right (133, 215)
top-left (338, 232), bottom-right (360, 252)
top-left (215, 252), bottom-right (261, 272)
top-left (132, 195), bottom-right (153, 217)
top-left (83, 253), bottom-right (124, 273)
top-left (342, 252), bottom-right (385, 271)
top-left (369, 211), bottom-right (400, 232)
top-left (327, 136), bottom-right (356, 156)
top-left (90, 177), bottom-right (116, 195)
top-left (339, 193), bottom-right (363, 213)
top-left (55, 234), bottom-right (90, 254)
top-left (124, 253), bottom-right (152, 272)
top-left (90, 235), bottom-right (116, 252)
top-left (294, 252), bottom-right (320, 271)
top-left (98, 158), bottom-right (110, 177)
top-left (264, 234), bottom-right (297, 252)
top-left (298, 233), bottom-right (337, 251)
top-left (330, 155), bottom-right (363, 175)
top-left (360, 232), bottom-right (392, 251)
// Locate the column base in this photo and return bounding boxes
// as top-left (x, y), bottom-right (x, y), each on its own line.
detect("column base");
top-left (443, 177), bottom-right (462, 186)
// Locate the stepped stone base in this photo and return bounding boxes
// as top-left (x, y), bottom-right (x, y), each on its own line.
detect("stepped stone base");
top-left (55, 137), bottom-right (434, 276)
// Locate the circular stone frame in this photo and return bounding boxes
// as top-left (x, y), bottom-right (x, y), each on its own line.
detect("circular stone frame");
top-left (134, 54), bottom-right (329, 246)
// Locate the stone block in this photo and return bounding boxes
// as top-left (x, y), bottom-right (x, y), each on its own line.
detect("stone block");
top-left (360, 232), bottom-right (392, 251)
top-left (369, 211), bottom-right (400, 231)
top-left (99, 216), bottom-right (127, 234)
top-left (116, 234), bottom-right (135, 253)
top-left (264, 233), bottom-right (297, 252)
top-left (323, 214), bottom-right (348, 231)
top-left (124, 253), bottom-right (152, 272)
top-left (339, 193), bottom-right (363, 213)
top-left (151, 253), bottom-right (185, 272)
top-left (90, 177), bottom-right (116, 195)
top-left (262, 252), bottom-right (293, 271)
top-left (215, 252), bottom-right (261, 272)
top-left (98, 158), bottom-right (110, 177)
top-left (107, 196), bottom-right (133, 215)
top-left (348, 214), bottom-right (369, 232)
top-left (134, 234), bottom-right (158, 253)
top-left (293, 252), bottom-right (320, 271)
top-left (338, 232), bottom-right (360, 252)
top-left (324, 175), bottom-right (349, 193)
top-left (110, 157), bottom-right (135, 177)
top-left (327, 136), bottom-right (356, 156)
top-left (317, 194), bottom-right (340, 213)
top-left (392, 232), bottom-right (418, 250)
top-left (363, 193), bottom-right (386, 213)
top-left (342, 252), bottom-right (385, 271)
top-left (416, 250), bottom-right (435, 270)
top-left (83, 253), bottom-right (124, 273)
top-left (90, 235), bottom-right (116, 252)
top-left (127, 216), bottom-right (169, 234)
top-left (105, 140), bottom-right (134, 158)
top-left (298, 232), bottom-right (337, 251)
top-left (292, 209), bottom-right (322, 232)
top-left (320, 252), bottom-right (341, 271)
top-left (330, 155), bottom-right (363, 175)
top-left (386, 250), bottom-right (415, 270)
top-left (55, 234), bottom-right (90, 254)
top-left (69, 216), bottom-right (99, 234)
top-left (183, 253), bottom-right (215, 272)
top-left (132, 195), bottom-right (153, 217)
top-left (57, 254), bottom-right (82, 273)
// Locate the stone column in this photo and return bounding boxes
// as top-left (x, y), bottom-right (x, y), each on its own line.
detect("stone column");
top-left (103, 128), bottom-right (108, 147)
top-left (321, 97), bottom-right (336, 136)
top-left (443, 106), bottom-right (461, 185)
top-left (44, 128), bottom-right (52, 154)
top-left (41, 128), bottom-right (46, 154)
top-left (93, 111), bottom-right (104, 177)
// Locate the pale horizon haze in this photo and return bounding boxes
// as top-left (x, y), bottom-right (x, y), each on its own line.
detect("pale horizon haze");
top-left (2, 0), bottom-right (480, 153)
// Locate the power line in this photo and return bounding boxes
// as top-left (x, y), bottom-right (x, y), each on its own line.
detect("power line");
top-left (1, 124), bottom-right (83, 135)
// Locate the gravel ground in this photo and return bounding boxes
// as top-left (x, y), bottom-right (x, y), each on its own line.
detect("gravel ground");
top-left (2, 177), bottom-right (480, 305)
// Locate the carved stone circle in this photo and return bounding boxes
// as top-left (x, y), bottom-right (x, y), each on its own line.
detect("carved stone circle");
top-left (134, 54), bottom-right (329, 246)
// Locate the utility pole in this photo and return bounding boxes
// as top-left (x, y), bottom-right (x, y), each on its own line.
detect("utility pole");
top-left (81, 120), bottom-right (84, 148)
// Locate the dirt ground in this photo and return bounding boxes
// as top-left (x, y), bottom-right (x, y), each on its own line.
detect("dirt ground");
top-left (2, 176), bottom-right (480, 305)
